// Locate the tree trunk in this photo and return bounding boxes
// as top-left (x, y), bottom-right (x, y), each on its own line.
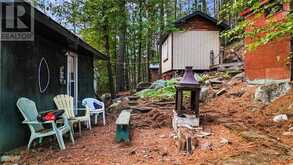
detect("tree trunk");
top-left (102, 18), bottom-right (115, 98)
top-left (174, 0), bottom-right (177, 19)
top-left (125, 45), bottom-right (129, 90)
top-left (137, 1), bottom-right (143, 83)
top-left (146, 40), bottom-right (151, 82)
top-left (116, 0), bottom-right (127, 92)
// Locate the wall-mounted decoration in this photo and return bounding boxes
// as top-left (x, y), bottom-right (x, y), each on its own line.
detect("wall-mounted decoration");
top-left (38, 57), bottom-right (50, 93)
top-left (59, 66), bottom-right (66, 85)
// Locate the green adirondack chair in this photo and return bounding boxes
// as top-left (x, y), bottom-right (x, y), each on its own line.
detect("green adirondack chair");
top-left (16, 97), bottom-right (74, 150)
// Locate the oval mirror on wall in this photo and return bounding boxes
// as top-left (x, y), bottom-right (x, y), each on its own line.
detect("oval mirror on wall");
top-left (38, 57), bottom-right (50, 93)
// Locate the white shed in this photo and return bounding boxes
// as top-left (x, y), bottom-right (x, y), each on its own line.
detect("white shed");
top-left (160, 11), bottom-right (228, 76)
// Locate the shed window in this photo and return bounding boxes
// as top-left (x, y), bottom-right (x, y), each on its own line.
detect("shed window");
top-left (162, 39), bottom-right (169, 62)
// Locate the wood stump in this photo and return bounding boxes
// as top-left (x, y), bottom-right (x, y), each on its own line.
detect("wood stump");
top-left (175, 128), bottom-right (199, 154)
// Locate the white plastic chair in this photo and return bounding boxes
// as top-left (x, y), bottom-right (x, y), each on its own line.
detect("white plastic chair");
top-left (82, 98), bottom-right (106, 125)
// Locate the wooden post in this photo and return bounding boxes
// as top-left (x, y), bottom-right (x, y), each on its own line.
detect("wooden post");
top-left (195, 88), bottom-right (200, 117)
top-left (191, 91), bottom-right (195, 114)
top-left (176, 89), bottom-right (183, 115)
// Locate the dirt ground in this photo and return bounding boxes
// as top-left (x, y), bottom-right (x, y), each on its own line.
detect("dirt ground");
top-left (4, 82), bottom-right (293, 165)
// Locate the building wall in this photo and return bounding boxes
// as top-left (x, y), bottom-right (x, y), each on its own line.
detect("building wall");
top-left (0, 34), bottom-right (95, 153)
top-left (161, 34), bottom-right (173, 73)
top-left (0, 35), bottom-right (67, 153)
top-left (173, 31), bottom-right (220, 70)
top-left (78, 54), bottom-right (95, 105)
top-left (244, 8), bottom-right (291, 81)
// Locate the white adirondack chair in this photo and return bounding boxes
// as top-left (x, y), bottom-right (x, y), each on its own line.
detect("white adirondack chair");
top-left (54, 95), bottom-right (91, 135)
top-left (16, 97), bottom-right (74, 150)
top-left (82, 98), bottom-right (106, 125)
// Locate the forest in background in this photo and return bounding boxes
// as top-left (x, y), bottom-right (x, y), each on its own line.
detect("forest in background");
top-left (35, 0), bottom-right (226, 97)
top-left (35, 0), bottom-right (293, 97)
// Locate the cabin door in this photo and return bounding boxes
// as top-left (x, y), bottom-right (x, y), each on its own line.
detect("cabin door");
top-left (67, 52), bottom-right (78, 110)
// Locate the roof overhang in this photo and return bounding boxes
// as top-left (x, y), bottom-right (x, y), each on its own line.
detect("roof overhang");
top-left (175, 11), bottom-right (229, 30)
top-left (3, 0), bottom-right (108, 60)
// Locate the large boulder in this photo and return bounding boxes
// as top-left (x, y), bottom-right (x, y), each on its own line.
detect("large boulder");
top-left (200, 86), bottom-right (209, 102)
top-left (149, 80), bottom-right (166, 90)
top-left (255, 82), bottom-right (291, 104)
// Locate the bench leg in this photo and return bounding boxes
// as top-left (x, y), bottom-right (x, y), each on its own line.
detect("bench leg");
top-left (115, 125), bottom-right (130, 143)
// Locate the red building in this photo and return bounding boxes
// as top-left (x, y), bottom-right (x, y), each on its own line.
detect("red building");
top-left (241, 1), bottom-right (293, 81)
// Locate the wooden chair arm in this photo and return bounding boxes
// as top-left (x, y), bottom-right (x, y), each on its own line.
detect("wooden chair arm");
top-left (22, 120), bottom-right (55, 124)
top-left (76, 108), bottom-right (86, 111)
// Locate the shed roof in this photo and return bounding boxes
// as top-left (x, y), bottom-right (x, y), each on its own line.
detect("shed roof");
top-left (159, 11), bottom-right (229, 45)
top-left (175, 11), bottom-right (229, 30)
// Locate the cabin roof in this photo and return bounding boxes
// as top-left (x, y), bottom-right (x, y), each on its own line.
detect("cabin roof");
top-left (175, 11), bottom-right (229, 30)
top-left (17, 1), bottom-right (108, 60)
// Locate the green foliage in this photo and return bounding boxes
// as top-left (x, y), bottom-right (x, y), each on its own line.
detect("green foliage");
top-left (220, 0), bottom-right (293, 50)
top-left (135, 79), bottom-right (176, 101)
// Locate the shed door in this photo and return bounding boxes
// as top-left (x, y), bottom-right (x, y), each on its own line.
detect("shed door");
top-left (67, 52), bottom-right (78, 110)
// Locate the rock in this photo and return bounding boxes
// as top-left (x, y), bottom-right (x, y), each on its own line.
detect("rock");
top-left (220, 138), bottom-right (230, 145)
top-left (194, 73), bottom-right (203, 82)
top-left (255, 82), bottom-right (291, 104)
top-left (273, 114), bottom-right (288, 122)
top-left (201, 142), bottom-right (213, 150)
top-left (199, 86), bottom-right (209, 102)
top-left (173, 113), bottom-right (200, 131)
top-left (227, 72), bottom-right (245, 86)
top-left (149, 80), bottom-right (166, 90)
top-left (1, 155), bottom-right (20, 162)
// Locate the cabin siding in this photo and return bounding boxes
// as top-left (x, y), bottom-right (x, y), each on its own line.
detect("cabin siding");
top-left (0, 34), bottom-right (69, 153)
top-left (172, 31), bottom-right (220, 71)
top-left (78, 54), bottom-right (95, 106)
top-left (161, 35), bottom-right (173, 73)
top-left (0, 32), bottom-right (96, 153)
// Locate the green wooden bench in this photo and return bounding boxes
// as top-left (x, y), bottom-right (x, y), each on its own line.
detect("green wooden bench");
top-left (115, 110), bottom-right (131, 143)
